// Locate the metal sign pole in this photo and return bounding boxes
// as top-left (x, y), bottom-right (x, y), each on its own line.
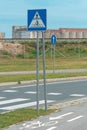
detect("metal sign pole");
top-left (53, 44), bottom-right (55, 73)
top-left (78, 43), bottom-right (81, 58)
top-left (51, 35), bottom-right (56, 73)
top-left (36, 31), bottom-right (39, 114)
top-left (42, 31), bottom-right (47, 111)
top-left (51, 44), bottom-right (52, 59)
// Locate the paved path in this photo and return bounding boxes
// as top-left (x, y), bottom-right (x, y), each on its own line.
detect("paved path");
top-left (0, 69), bottom-right (87, 75)
top-left (4, 101), bottom-right (87, 130)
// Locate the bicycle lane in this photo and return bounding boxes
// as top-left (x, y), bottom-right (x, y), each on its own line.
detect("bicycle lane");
top-left (4, 114), bottom-right (59, 130)
top-left (4, 102), bottom-right (86, 130)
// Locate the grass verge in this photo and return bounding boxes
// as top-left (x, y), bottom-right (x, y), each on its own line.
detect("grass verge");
top-left (0, 57), bottom-right (87, 72)
top-left (0, 72), bottom-right (87, 83)
top-left (0, 108), bottom-right (56, 129)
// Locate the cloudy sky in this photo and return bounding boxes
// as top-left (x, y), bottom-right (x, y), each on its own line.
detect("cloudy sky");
top-left (0, 0), bottom-right (87, 37)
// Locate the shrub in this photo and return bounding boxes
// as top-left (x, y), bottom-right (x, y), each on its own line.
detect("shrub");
top-left (17, 54), bottom-right (24, 58)
top-left (2, 51), bottom-right (9, 56)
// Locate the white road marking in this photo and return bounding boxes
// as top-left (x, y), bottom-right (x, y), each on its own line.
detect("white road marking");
top-left (25, 121), bottom-right (43, 128)
top-left (0, 100), bottom-right (55, 110)
top-left (3, 90), bottom-right (17, 92)
top-left (48, 93), bottom-right (62, 96)
top-left (21, 120), bottom-right (58, 129)
top-left (46, 127), bottom-right (56, 130)
top-left (19, 127), bottom-right (24, 130)
top-left (0, 97), bottom-right (6, 99)
top-left (70, 94), bottom-right (85, 97)
top-left (49, 112), bottom-right (74, 120)
top-left (0, 98), bottom-right (29, 105)
top-left (67, 115), bottom-right (84, 122)
top-left (24, 91), bottom-right (36, 94)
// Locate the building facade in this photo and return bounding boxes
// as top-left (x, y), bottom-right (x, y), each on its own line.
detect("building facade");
top-left (12, 26), bottom-right (59, 39)
top-left (12, 26), bottom-right (42, 38)
top-left (12, 26), bottom-right (30, 38)
top-left (58, 28), bottom-right (87, 38)
top-left (12, 26), bottom-right (87, 39)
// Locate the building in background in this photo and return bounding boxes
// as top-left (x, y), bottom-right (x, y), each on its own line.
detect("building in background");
top-left (12, 26), bottom-right (59, 39)
top-left (12, 26), bottom-right (87, 39)
top-left (0, 32), bottom-right (5, 38)
top-left (12, 26), bottom-right (30, 38)
top-left (58, 28), bottom-right (87, 38)
top-left (44, 29), bottom-right (59, 38)
top-left (12, 26), bottom-right (42, 38)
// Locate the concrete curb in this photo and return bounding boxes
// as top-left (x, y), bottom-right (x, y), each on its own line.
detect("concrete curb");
top-left (48, 97), bottom-right (87, 110)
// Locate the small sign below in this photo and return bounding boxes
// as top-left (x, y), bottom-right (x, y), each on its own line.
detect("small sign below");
top-left (51, 35), bottom-right (57, 45)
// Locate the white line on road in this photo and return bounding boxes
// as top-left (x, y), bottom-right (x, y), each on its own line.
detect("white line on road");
top-left (24, 91), bottom-right (36, 94)
top-left (3, 90), bottom-right (18, 92)
top-left (0, 98), bottom-right (29, 105)
top-left (70, 94), bottom-right (86, 97)
top-left (46, 127), bottom-right (56, 130)
top-left (48, 93), bottom-right (62, 96)
top-left (49, 112), bottom-right (74, 120)
top-left (67, 115), bottom-right (84, 122)
top-left (0, 97), bottom-right (6, 99)
top-left (0, 100), bottom-right (55, 110)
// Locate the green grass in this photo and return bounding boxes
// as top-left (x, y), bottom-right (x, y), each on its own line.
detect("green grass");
top-left (0, 72), bottom-right (87, 83)
top-left (0, 108), bottom-right (55, 129)
top-left (0, 74), bottom-right (36, 82)
top-left (0, 57), bottom-right (87, 83)
top-left (0, 59), bottom-right (36, 72)
top-left (0, 57), bottom-right (87, 72)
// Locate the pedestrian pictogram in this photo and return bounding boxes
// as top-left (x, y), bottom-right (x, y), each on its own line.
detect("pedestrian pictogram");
top-left (29, 12), bottom-right (45, 28)
top-left (27, 9), bottom-right (47, 31)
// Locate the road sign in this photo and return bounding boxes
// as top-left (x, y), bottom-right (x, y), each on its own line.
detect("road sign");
top-left (27, 9), bottom-right (47, 31)
top-left (51, 35), bottom-right (57, 45)
top-left (27, 9), bottom-right (47, 113)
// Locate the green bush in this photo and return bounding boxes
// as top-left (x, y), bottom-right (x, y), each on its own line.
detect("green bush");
top-left (2, 51), bottom-right (9, 56)
top-left (17, 54), bottom-right (24, 58)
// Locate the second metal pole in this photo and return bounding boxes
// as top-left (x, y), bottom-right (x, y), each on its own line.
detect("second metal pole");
top-left (42, 32), bottom-right (47, 111)
top-left (36, 31), bottom-right (39, 114)
top-left (53, 44), bottom-right (55, 73)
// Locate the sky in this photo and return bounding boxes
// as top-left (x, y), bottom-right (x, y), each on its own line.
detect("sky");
top-left (0, 0), bottom-right (87, 37)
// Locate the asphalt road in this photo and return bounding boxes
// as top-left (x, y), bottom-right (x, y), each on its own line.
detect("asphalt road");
top-left (0, 79), bottom-right (87, 114)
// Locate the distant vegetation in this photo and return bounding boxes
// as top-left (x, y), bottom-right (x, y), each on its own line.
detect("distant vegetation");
top-left (18, 40), bottom-right (87, 59)
top-left (1, 41), bottom-right (87, 59)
